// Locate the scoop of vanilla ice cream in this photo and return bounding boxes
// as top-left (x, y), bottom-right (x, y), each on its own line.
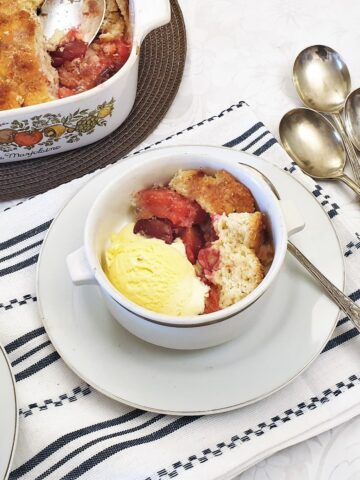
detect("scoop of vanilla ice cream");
top-left (103, 223), bottom-right (209, 316)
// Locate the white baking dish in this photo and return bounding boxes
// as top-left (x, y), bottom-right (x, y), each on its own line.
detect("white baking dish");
top-left (0, 0), bottom-right (170, 163)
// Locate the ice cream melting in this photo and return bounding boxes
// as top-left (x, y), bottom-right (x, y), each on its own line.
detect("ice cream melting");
top-left (103, 223), bottom-right (209, 316)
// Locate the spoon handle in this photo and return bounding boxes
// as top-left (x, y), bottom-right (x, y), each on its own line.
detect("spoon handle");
top-left (287, 241), bottom-right (360, 331)
top-left (339, 174), bottom-right (360, 197)
top-left (331, 113), bottom-right (360, 186)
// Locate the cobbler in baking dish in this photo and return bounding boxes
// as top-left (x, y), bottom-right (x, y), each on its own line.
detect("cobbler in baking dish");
top-left (0, 0), bottom-right (130, 110)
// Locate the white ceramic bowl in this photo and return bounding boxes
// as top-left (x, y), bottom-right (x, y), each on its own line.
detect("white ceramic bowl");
top-left (0, 0), bottom-right (170, 163)
top-left (67, 145), bottom-right (304, 349)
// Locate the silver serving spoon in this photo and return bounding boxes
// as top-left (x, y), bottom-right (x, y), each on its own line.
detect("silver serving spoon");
top-left (293, 45), bottom-right (360, 186)
top-left (41, 0), bottom-right (106, 45)
top-left (344, 88), bottom-right (360, 151)
top-left (279, 108), bottom-right (360, 197)
top-left (239, 162), bottom-right (360, 331)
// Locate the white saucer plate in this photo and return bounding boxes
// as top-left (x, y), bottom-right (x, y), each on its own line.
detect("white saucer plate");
top-left (0, 343), bottom-right (18, 479)
top-left (37, 146), bottom-right (344, 415)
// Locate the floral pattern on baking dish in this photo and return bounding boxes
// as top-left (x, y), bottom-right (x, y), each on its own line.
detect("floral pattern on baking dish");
top-left (0, 98), bottom-right (115, 152)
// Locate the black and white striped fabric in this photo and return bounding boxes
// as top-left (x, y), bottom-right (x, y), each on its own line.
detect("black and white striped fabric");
top-left (1, 102), bottom-right (359, 480)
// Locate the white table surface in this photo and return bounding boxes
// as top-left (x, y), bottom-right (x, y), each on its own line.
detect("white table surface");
top-left (2, 1), bottom-right (360, 478)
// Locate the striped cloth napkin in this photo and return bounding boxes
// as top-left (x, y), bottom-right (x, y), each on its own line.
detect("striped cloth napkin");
top-left (1, 101), bottom-right (360, 480)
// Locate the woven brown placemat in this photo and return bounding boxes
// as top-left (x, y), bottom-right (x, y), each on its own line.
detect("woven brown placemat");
top-left (0, 0), bottom-right (186, 201)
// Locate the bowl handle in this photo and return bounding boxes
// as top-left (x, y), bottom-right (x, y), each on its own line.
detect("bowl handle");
top-left (279, 199), bottom-right (305, 237)
top-left (132, 0), bottom-right (171, 43)
top-left (66, 247), bottom-right (97, 286)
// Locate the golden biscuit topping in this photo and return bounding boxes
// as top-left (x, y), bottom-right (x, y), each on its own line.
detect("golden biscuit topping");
top-left (0, 3), bottom-right (58, 110)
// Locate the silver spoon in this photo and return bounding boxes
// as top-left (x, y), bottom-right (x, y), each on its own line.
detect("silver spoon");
top-left (344, 88), bottom-right (360, 151)
top-left (279, 108), bottom-right (360, 197)
top-left (41, 0), bottom-right (106, 45)
top-left (239, 162), bottom-right (360, 331)
top-left (293, 45), bottom-right (360, 186)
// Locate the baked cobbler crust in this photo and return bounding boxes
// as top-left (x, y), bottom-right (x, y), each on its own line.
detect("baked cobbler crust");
top-left (0, 2), bottom-right (58, 110)
top-left (19, 1), bottom-right (44, 9)
top-left (170, 169), bottom-right (256, 214)
top-left (100, 0), bottom-right (126, 40)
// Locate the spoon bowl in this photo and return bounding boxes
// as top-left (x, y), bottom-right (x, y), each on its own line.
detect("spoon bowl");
top-left (293, 45), bottom-right (351, 114)
top-left (41, 0), bottom-right (106, 45)
top-left (279, 108), bottom-right (346, 178)
top-left (293, 45), bottom-right (360, 186)
top-left (344, 88), bottom-right (360, 151)
top-left (279, 108), bottom-right (360, 197)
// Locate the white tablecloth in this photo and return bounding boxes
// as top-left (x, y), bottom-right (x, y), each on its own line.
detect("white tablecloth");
top-left (2, 1), bottom-right (360, 478)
